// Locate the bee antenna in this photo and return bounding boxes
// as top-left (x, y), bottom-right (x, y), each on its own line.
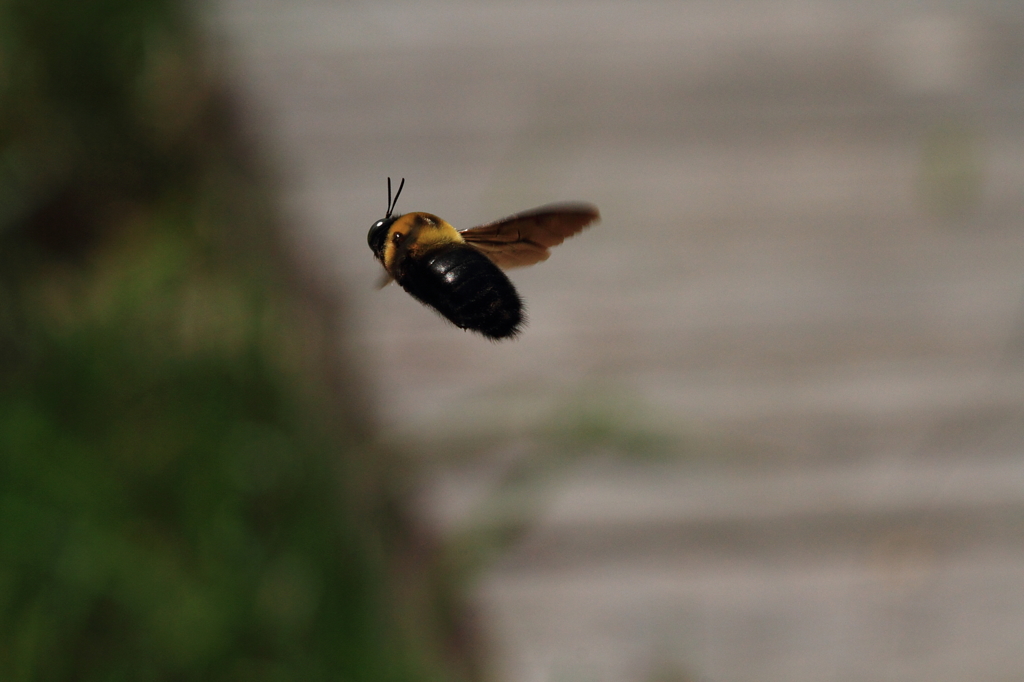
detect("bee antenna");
top-left (386, 177), bottom-right (405, 218)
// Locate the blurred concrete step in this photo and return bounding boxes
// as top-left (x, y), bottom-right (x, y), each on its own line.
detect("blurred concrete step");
top-left (489, 457), bottom-right (1024, 570)
top-left (463, 457), bottom-right (1024, 682)
top-left (477, 545), bottom-right (1024, 682)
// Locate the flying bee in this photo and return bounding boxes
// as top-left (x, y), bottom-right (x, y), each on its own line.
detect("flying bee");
top-left (368, 178), bottom-right (598, 340)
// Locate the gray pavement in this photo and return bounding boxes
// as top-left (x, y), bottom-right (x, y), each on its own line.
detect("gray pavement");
top-left (215, 2), bottom-right (1024, 680)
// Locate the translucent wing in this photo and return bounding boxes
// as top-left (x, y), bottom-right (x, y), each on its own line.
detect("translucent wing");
top-left (459, 202), bottom-right (599, 270)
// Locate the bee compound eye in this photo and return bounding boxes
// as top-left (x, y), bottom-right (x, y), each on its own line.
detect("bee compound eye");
top-left (368, 218), bottom-right (392, 252)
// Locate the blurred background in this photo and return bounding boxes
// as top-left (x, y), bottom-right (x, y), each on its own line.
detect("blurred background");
top-left (4, 0), bottom-right (1024, 681)
top-left (213, 1), bottom-right (1024, 681)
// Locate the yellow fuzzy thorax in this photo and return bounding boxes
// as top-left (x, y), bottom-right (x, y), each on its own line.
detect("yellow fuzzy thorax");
top-left (382, 212), bottom-right (465, 272)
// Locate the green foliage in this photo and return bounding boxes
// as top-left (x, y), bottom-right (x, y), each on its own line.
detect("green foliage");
top-left (0, 0), bottom-right (461, 680)
top-left (0, 239), bottom-right (442, 681)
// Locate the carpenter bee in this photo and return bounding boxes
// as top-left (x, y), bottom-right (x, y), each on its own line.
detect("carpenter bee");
top-left (368, 178), bottom-right (598, 339)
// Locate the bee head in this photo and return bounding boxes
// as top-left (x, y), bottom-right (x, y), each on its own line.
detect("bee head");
top-left (368, 177), bottom-right (404, 258)
top-left (367, 216), bottom-right (398, 257)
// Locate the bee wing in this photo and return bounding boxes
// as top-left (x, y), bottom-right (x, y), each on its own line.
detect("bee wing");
top-left (459, 202), bottom-right (599, 270)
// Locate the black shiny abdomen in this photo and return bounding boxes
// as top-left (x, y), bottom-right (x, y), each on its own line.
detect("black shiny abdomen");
top-left (398, 244), bottom-right (523, 339)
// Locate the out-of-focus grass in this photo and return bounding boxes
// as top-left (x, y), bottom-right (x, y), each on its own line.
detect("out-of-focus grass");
top-left (0, 1), bottom-right (468, 680)
top-left (0, 226), bottom-right (454, 681)
top-left (918, 119), bottom-right (984, 221)
top-left (399, 388), bottom-right (713, 593)
top-left (539, 389), bottom-right (685, 462)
